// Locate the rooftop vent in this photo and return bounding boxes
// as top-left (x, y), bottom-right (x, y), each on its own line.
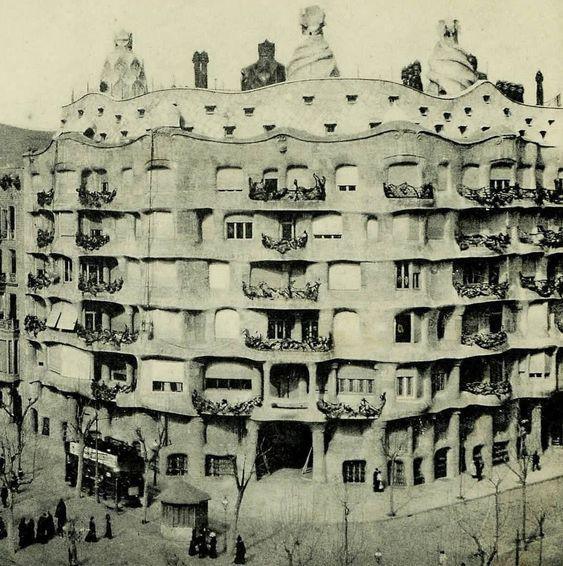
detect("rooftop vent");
top-left (443, 112), bottom-right (451, 122)
top-left (539, 130), bottom-right (547, 139)
top-left (263, 124), bottom-right (276, 132)
top-left (483, 95), bottom-right (491, 103)
top-left (481, 125), bottom-right (491, 131)
top-left (243, 107), bottom-right (255, 116)
top-left (303, 95), bottom-right (315, 105)
top-left (324, 123), bottom-right (337, 134)
top-left (346, 94), bottom-right (358, 104)
top-left (115, 114), bottom-right (122, 122)
top-left (100, 133), bottom-right (107, 141)
top-left (97, 107), bottom-right (104, 116)
top-left (458, 125), bottom-right (467, 134)
top-left (77, 109), bottom-right (84, 118)
top-left (525, 117), bottom-right (532, 125)
top-left (548, 119), bottom-right (555, 125)
top-left (224, 125), bottom-right (236, 137)
top-left (388, 95), bottom-right (399, 104)
top-left (419, 107), bottom-right (429, 116)
top-left (205, 105), bottom-right (216, 114)
top-left (519, 129), bottom-right (526, 137)
top-left (60, 119), bottom-right (67, 126)
top-left (369, 121), bottom-right (382, 129)
top-left (120, 130), bottom-right (128, 138)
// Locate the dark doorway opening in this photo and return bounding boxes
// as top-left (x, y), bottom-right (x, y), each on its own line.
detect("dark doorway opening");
top-left (256, 421), bottom-right (312, 479)
top-left (434, 447), bottom-right (449, 479)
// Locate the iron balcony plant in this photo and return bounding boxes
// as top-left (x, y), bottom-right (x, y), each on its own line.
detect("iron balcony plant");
top-left (76, 181), bottom-right (117, 208)
top-left (317, 393), bottom-right (386, 420)
top-left (27, 272), bottom-right (55, 292)
top-left (36, 189), bottom-right (54, 207)
top-left (36, 229), bottom-right (54, 249)
top-left (453, 280), bottom-right (509, 299)
top-left (261, 231), bottom-right (308, 254)
top-left (461, 329), bottom-right (508, 350)
top-left (242, 280), bottom-right (320, 301)
top-left (243, 329), bottom-right (332, 352)
top-left (78, 274), bottom-right (124, 296)
top-left (383, 181), bottom-right (434, 199)
top-left (75, 231), bottom-right (110, 251)
top-left (75, 323), bottom-right (138, 348)
top-left (249, 173), bottom-right (326, 201)
top-left (519, 273), bottom-right (563, 298)
top-left (191, 390), bottom-right (262, 416)
top-left (0, 174), bottom-right (20, 191)
top-left (462, 379), bottom-right (512, 399)
top-left (455, 232), bottom-right (511, 254)
top-left (24, 315), bottom-right (47, 336)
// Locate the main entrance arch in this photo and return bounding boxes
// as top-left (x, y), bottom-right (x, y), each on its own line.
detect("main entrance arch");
top-left (256, 421), bottom-right (312, 479)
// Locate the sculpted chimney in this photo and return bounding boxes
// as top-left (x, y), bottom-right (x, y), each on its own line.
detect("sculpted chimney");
top-left (536, 71), bottom-right (544, 106)
top-left (193, 51), bottom-right (209, 89)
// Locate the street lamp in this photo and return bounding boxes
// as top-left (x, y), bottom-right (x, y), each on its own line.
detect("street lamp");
top-left (222, 496), bottom-right (229, 554)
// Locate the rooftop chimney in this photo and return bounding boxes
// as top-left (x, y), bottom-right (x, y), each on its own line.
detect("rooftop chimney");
top-left (536, 71), bottom-right (544, 106)
top-left (193, 51), bottom-right (209, 89)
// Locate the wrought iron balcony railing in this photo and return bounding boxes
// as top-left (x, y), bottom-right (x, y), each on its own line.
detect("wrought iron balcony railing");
top-left (261, 231), bottom-right (308, 254)
top-left (24, 315), bottom-right (46, 336)
top-left (75, 323), bottom-right (138, 347)
top-left (36, 229), bottom-right (54, 249)
top-left (383, 182), bottom-right (434, 199)
top-left (520, 273), bottom-right (563, 298)
top-left (75, 232), bottom-right (110, 251)
top-left (36, 189), bottom-right (54, 207)
top-left (243, 329), bottom-right (332, 352)
top-left (0, 318), bottom-right (19, 331)
top-left (77, 183), bottom-right (117, 208)
top-left (453, 280), bottom-right (509, 299)
top-left (461, 380), bottom-right (512, 398)
top-left (0, 273), bottom-right (5, 293)
top-left (519, 226), bottom-right (563, 249)
top-left (78, 275), bottom-right (123, 296)
top-left (0, 174), bottom-right (20, 191)
top-left (461, 330), bottom-right (508, 350)
top-left (249, 174), bottom-right (326, 201)
top-left (456, 232), bottom-right (510, 254)
top-left (317, 393), bottom-right (386, 420)
top-left (28, 272), bottom-right (56, 291)
top-left (457, 184), bottom-right (563, 208)
top-left (242, 280), bottom-right (320, 301)
top-left (192, 390), bottom-right (262, 416)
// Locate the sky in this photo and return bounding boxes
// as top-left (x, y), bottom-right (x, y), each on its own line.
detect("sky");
top-left (0, 0), bottom-right (561, 131)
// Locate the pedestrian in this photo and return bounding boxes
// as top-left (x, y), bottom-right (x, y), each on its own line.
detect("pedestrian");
top-left (0, 516), bottom-right (7, 539)
top-left (474, 458), bottom-right (484, 481)
top-left (18, 517), bottom-right (27, 549)
top-left (188, 528), bottom-right (198, 556)
top-left (37, 512), bottom-right (48, 544)
top-left (104, 513), bottom-right (113, 539)
top-left (438, 549), bottom-right (448, 564)
top-left (55, 498), bottom-right (67, 535)
top-left (1, 484), bottom-right (8, 507)
top-left (198, 528), bottom-right (208, 558)
top-left (373, 468), bottom-right (384, 492)
top-left (46, 511), bottom-right (56, 541)
top-left (531, 450), bottom-right (541, 471)
top-left (374, 548), bottom-right (383, 564)
top-left (234, 534), bottom-right (246, 564)
top-left (64, 520), bottom-right (79, 566)
top-left (26, 518), bottom-right (35, 546)
top-left (208, 531), bottom-right (218, 559)
top-left (85, 516), bottom-right (97, 542)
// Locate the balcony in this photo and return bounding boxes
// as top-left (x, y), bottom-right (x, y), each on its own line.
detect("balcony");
top-left (453, 280), bottom-right (509, 299)
top-left (28, 272), bottom-right (56, 292)
top-left (519, 226), bottom-right (563, 249)
top-left (36, 229), bottom-right (54, 249)
top-left (316, 394), bottom-right (386, 420)
top-left (383, 182), bottom-right (434, 200)
top-left (261, 231), bottom-right (308, 254)
top-left (191, 389), bottom-right (262, 417)
top-left (77, 182), bottom-right (117, 208)
top-left (75, 323), bottom-right (139, 348)
top-left (461, 379), bottom-right (512, 399)
top-left (520, 273), bottom-right (563, 298)
top-left (243, 329), bottom-right (332, 352)
top-left (242, 280), bottom-right (320, 301)
top-left (457, 184), bottom-right (562, 208)
top-left (249, 174), bottom-right (326, 202)
top-left (23, 315), bottom-right (46, 337)
top-left (0, 173), bottom-right (20, 190)
top-left (461, 330), bottom-right (508, 350)
top-left (455, 232), bottom-right (510, 254)
top-left (36, 189), bottom-right (54, 207)
top-left (75, 231), bottom-right (110, 251)
top-left (78, 275), bottom-right (124, 297)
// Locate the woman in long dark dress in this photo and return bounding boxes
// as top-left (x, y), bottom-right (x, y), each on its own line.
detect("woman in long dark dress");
top-left (85, 516), bottom-right (97, 542)
top-left (188, 528), bottom-right (198, 556)
top-left (234, 535), bottom-right (246, 564)
top-left (26, 518), bottom-right (35, 545)
top-left (103, 514), bottom-right (113, 539)
top-left (208, 532), bottom-right (218, 559)
top-left (18, 518), bottom-right (27, 548)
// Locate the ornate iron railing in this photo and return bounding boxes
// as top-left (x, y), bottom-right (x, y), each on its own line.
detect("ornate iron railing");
top-left (261, 231), bottom-right (308, 254)
top-left (461, 330), bottom-right (508, 350)
top-left (242, 280), bottom-right (320, 301)
top-left (456, 233), bottom-right (510, 254)
top-left (36, 189), bottom-right (54, 207)
top-left (243, 329), bottom-right (332, 352)
top-left (519, 273), bottom-right (563, 297)
top-left (75, 323), bottom-right (138, 347)
top-left (457, 184), bottom-right (563, 208)
top-left (192, 390), bottom-right (262, 416)
top-left (383, 182), bottom-right (434, 199)
top-left (462, 380), bottom-right (512, 398)
top-left (249, 173), bottom-right (326, 201)
top-left (36, 229), bottom-right (54, 248)
top-left (75, 232), bottom-right (110, 251)
top-left (78, 275), bottom-right (123, 296)
top-left (317, 393), bottom-right (386, 420)
top-left (77, 183), bottom-right (117, 208)
top-left (453, 280), bottom-right (509, 299)
top-left (28, 272), bottom-right (56, 291)
top-left (24, 315), bottom-right (46, 336)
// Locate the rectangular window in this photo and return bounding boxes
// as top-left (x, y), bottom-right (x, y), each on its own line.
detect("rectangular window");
top-left (226, 221), bottom-right (253, 240)
top-left (280, 221), bottom-right (295, 241)
top-left (205, 378), bottom-right (252, 390)
top-left (396, 262), bottom-right (421, 290)
top-left (205, 454), bottom-right (236, 476)
top-left (431, 368), bottom-right (447, 393)
top-left (490, 179), bottom-right (511, 191)
top-left (41, 417), bottom-right (50, 437)
top-left (152, 381), bottom-right (165, 391)
top-left (463, 263), bottom-right (487, 285)
top-left (268, 315), bottom-right (294, 339)
top-left (111, 369), bottom-right (127, 382)
top-left (82, 261), bottom-right (104, 284)
top-left (302, 314), bottom-right (319, 341)
top-left (396, 372), bottom-right (416, 398)
top-left (337, 378), bottom-right (374, 394)
top-left (8, 206), bottom-right (15, 238)
top-left (152, 381), bottom-right (183, 392)
top-left (395, 313), bottom-right (412, 343)
top-left (10, 250), bottom-right (16, 274)
top-left (62, 258), bottom-right (72, 282)
top-left (343, 460), bottom-right (366, 483)
top-left (84, 309), bottom-right (102, 331)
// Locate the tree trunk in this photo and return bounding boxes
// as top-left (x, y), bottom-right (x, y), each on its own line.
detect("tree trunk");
top-left (75, 437), bottom-right (85, 497)
top-left (16, 422), bottom-right (23, 472)
top-left (388, 484), bottom-right (395, 517)
top-left (141, 465), bottom-right (150, 523)
top-left (521, 482), bottom-right (527, 548)
top-left (343, 510), bottom-right (349, 565)
top-left (233, 488), bottom-right (245, 537)
top-left (8, 498), bottom-right (16, 554)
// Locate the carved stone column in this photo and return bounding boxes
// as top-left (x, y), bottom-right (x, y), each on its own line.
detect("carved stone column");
top-left (189, 416), bottom-right (206, 477)
top-left (311, 423), bottom-right (326, 482)
top-left (448, 411), bottom-right (461, 478)
top-left (327, 362), bottom-right (338, 402)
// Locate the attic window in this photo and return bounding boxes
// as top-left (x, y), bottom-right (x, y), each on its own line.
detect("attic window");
top-left (443, 112), bottom-right (451, 122)
top-left (434, 124), bottom-right (443, 133)
top-left (503, 108), bottom-right (511, 117)
top-left (324, 123), bottom-right (337, 134)
top-left (205, 105), bottom-right (216, 114)
top-left (525, 117), bottom-right (532, 125)
top-left (464, 107), bottom-right (472, 116)
top-left (263, 124), bottom-right (275, 132)
top-left (121, 130), bottom-right (128, 138)
top-left (419, 107), bottom-right (429, 116)
top-left (137, 108), bottom-right (145, 117)
top-left (548, 119), bottom-right (555, 125)
top-left (458, 125), bottom-right (467, 134)
top-left (100, 133), bottom-right (107, 141)
top-left (388, 96), bottom-right (399, 104)
top-left (115, 114), bottom-right (122, 123)
top-left (481, 125), bottom-right (491, 131)
top-left (224, 125), bottom-right (236, 137)
top-left (303, 96), bottom-right (315, 105)
top-left (539, 130), bottom-right (547, 139)
top-left (519, 129), bottom-right (526, 137)
top-left (483, 95), bottom-right (491, 103)
top-left (346, 94), bottom-right (358, 104)
top-left (97, 108), bottom-right (104, 116)
top-left (369, 121), bottom-right (381, 129)
top-left (243, 107), bottom-right (255, 116)
top-left (60, 119), bottom-right (67, 126)
top-left (77, 109), bottom-right (84, 118)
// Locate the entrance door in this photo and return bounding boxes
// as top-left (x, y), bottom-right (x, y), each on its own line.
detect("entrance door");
top-left (434, 448), bottom-right (449, 479)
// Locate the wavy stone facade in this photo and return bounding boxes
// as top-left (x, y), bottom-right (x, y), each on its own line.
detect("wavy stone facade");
top-left (21, 78), bottom-right (563, 488)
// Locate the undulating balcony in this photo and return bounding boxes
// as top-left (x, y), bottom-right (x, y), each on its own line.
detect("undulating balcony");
top-left (455, 232), bottom-right (510, 254)
top-left (454, 280), bottom-right (509, 299)
top-left (249, 174), bottom-right (326, 202)
top-left (0, 173), bottom-right (20, 190)
top-left (23, 315), bottom-right (47, 337)
top-left (78, 274), bottom-right (124, 296)
top-left (191, 389), bottom-right (262, 417)
top-left (36, 189), bottom-right (54, 207)
top-left (457, 183), bottom-right (562, 208)
top-left (461, 330), bottom-right (508, 350)
top-left (243, 329), bottom-right (332, 352)
top-left (77, 181), bottom-right (117, 208)
top-left (520, 273), bottom-right (563, 298)
top-left (242, 280), bottom-right (320, 301)
top-left (316, 395), bottom-right (386, 420)
top-left (461, 379), bottom-right (512, 398)
top-left (261, 231), bottom-right (308, 254)
top-left (75, 324), bottom-right (138, 348)
top-left (383, 182), bottom-right (434, 200)
top-left (519, 226), bottom-right (563, 249)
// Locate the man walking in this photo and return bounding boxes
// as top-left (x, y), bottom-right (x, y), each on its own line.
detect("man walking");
top-left (55, 498), bottom-right (67, 535)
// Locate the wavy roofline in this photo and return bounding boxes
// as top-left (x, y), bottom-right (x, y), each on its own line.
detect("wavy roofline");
top-left (61, 78), bottom-right (563, 111)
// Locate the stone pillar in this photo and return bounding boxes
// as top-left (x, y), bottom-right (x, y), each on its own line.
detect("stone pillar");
top-left (103, 264), bottom-right (110, 282)
top-left (189, 417), bottom-right (206, 477)
top-left (245, 419), bottom-right (259, 461)
top-left (307, 363), bottom-right (317, 403)
top-left (404, 423), bottom-right (415, 486)
top-left (126, 361), bottom-right (135, 385)
top-left (422, 417), bottom-right (435, 484)
top-left (102, 311), bottom-right (110, 330)
top-left (482, 413), bottom-right (494, 474)
top-left (531, 403), bottom-right (542, 454)
top-left (311, 423), bottom-right (326, 482)
top-left (294, 314), bottom-right (303, 342)
top-left (422, 369), bottom-right (432, 404)
top-left (448, 411), bottom-right (461, 478)
top-left (327, 362), bottom-right (338, 402)
top-left (446, 307), bottom-right (464, 341)
top-left (371, 419), bottom-right (387, 479)
top-left (449, 362), bottom-right (461, 400)
top-left (262, 362), bottom-right (272, 405)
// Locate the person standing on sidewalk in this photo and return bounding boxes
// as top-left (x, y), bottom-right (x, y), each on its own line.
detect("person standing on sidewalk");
top-left (531, 450), bottom-right (541, 471)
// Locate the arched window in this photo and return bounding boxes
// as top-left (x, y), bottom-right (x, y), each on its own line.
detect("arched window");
top-left (166, 453), bottom-right (188, 476)
top-left (434, 448), bottom-right (449, 479)
top-left (336, 166), bottom-right (358, 192)
top-left (312, 214), bottom-right (342, 239)
top-left (216, 167), bottom-right (243, 192)
top-left (328, 263), bottom-right (361, 290)
top-left (209, 262), bottom-right (230, 290)
top-left (333, 311), bottom-right (361, 342)
top-left (215, 309), bottom-right (240, 339)
top-left (388, 459), bottom-right (405, 486)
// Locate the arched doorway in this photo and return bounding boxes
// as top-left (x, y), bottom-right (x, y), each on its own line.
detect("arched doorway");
top-left (256, 422), bottom-right (312, 479)
top-left (434, 447), bottom-right (449, 479)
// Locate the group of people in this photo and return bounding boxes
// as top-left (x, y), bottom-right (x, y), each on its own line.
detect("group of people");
top-left (188, 526), bottom-right (218, 558)
top-left (18, 498), bottom-right (67, 548)
top-left (84, 514), bottom-right (113, 543)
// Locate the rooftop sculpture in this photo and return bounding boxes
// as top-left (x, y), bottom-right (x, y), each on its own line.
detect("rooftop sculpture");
top-left (241, 40), bottom-right (286, 91)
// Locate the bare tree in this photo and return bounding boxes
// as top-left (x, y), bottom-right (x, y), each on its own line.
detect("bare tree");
top-left (135, 420), bottom-right (167, 524)
top-left (0, 421), bottom-right (38, 554)
top-left (333, 484), bottom-right (367, 566)
top-left (0, 385), bottom-right (38, 470)
top-left (380, 428), bottom-right (408, 517)
top-left (68, 395), bottom-right (97, 497)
